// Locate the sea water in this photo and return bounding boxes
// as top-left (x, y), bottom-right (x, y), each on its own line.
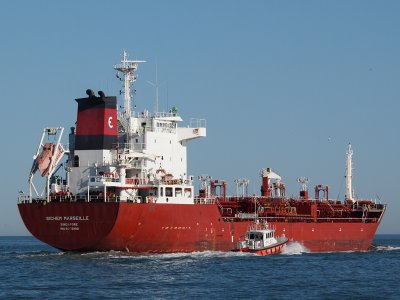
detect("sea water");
top-left (0, 235), bottom-right (399, 299)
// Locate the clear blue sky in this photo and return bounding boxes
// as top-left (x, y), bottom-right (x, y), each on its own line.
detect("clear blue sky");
top-left (0, 1), bottom-right (399, 235)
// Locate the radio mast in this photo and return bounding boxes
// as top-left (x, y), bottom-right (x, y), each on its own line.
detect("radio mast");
top-left (113, 50), bottom-right (146, 117)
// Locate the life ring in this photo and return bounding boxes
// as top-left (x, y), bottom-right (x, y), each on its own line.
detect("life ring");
top-left (193, 128), bottom-right (199, 135)
top-left (148, 197), bottom-right (153, 203)
top-left (184, 180), bottom-right (189, 184)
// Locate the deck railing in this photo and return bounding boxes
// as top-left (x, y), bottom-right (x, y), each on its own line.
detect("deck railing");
top-left (89, 176), bottom-right (148, 185)
top-left (194, 197), bottom-right (215, 204)
top-left (18, 194), bottom-right (143, 204)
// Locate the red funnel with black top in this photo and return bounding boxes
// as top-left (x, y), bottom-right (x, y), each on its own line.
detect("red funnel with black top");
top-left (75, 91), bottom-right (117, 150)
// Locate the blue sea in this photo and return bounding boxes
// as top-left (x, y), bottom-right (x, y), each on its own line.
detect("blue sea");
top-left (0, 235), bottom-right (399, 299)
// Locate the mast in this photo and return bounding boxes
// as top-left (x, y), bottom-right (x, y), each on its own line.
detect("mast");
top-left (147, 61), bottom-right (162, 114)
top-left (345, 143), bottom-right (354, 202)
top-left (113, 50), bottom-right (146, 118)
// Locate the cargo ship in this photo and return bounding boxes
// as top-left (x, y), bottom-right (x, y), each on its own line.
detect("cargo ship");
top-left (18, 51), bottom-right (386, 253)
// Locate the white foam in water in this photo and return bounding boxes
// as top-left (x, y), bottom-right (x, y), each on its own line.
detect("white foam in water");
top-left (281, 242), bottom-right (310, 255)
top-left (183, 250), bottom-right (252, 258)
top-left (17, 251), bottom-right (64, 258)
top-left (374, 245), bottom-right (400, 252)
top-left (87, 243), bottom-right (400, 259)
top-left (99, 250), bottom-right (252, 260)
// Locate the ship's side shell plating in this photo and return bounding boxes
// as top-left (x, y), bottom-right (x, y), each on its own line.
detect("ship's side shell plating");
top-left (18, 202), bottom-right (380, 252)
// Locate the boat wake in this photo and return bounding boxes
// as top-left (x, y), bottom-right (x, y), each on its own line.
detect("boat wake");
top-left (16, 251), bottom-right (64, 258)
top-left (100, 250), bottom-right (252, 260)
top-left (372, 245), bottom-right (400, 252)
top-left (281, 242), bottom-right (310, 255)
top-left (15, 250), bottom-right (251, 260)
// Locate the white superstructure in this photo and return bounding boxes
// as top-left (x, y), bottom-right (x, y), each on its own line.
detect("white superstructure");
top-left (68, 51), bottom-right (206, 204)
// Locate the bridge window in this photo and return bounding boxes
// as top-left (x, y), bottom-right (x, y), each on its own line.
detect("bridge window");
top-left (166, 187), bottom-right (173, 197)
top-left (175, 188), bottom-right (182, 197)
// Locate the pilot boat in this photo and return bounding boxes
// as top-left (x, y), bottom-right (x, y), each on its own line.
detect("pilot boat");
top-left (238, 221), bottom-right (288, 256)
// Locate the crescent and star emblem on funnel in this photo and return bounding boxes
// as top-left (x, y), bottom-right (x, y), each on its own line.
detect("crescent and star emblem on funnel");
top-left (108, 116), bottom-right (113, 129)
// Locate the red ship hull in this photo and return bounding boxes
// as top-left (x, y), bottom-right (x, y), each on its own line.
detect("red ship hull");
top-left (18, 202), bottom-right (381, 253)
